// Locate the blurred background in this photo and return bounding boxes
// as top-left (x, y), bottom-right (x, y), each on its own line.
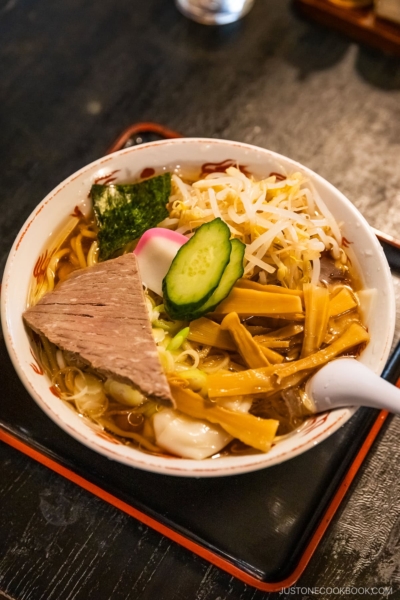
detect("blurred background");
top-left (2, 0), bottom-right (400, 279)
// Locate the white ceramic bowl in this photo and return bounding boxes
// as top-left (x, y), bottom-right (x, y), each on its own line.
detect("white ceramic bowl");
top-left (1, 138), bottom-right (396, 477)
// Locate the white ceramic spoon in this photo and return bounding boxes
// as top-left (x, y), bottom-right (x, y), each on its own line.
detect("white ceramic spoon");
top-left (306, 357), bottom-right (400, 414)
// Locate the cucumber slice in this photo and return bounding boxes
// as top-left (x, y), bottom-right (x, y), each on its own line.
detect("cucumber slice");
top-left (190, 239), bottom-right (245, 319)
top-left (163, 218), bottom-right (231, 318)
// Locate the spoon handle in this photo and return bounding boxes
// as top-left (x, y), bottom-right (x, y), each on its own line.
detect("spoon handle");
top-left (306, 357), bottom-right (400, 414)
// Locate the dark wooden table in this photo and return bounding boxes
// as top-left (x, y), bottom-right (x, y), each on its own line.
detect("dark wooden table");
top-left (1, 1), bottom-right (400, 598)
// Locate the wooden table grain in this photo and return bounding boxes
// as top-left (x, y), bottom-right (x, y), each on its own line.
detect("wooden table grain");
top-left (1, 1), bottom-right (400, 599)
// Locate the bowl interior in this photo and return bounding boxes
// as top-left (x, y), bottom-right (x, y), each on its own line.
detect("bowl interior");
top-left (1, 138), bottom-right (395, 476)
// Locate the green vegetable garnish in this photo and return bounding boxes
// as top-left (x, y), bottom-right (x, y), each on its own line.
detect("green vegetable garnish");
top-left (163, 218), bottom-right (245, 321)
top-left (163, 218), bottom-right (232, 318)
top-left (167, 326), bottom-right (190, 352)
top-left (91, 173), bottom-right (171, 260)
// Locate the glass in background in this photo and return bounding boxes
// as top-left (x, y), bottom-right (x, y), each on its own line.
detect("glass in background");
top-left (175, 0), bottom-right (255, 25)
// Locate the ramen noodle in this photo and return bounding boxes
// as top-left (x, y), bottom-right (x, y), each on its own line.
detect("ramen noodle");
top-left (25, 167), bottom-right (369, 459)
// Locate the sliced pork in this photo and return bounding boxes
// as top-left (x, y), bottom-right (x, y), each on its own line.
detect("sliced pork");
top-left (23, 253), bottom-right (174, 406)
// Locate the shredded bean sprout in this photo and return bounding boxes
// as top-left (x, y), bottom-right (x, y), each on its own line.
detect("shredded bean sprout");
top-left (170, 168), bottom-right (347, 288)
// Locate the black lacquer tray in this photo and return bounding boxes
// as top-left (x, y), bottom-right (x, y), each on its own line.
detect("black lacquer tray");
top-left (1, 124), bottom-right (400, 592)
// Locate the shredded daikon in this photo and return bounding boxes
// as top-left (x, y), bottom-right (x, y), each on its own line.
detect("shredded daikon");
top-left (168, 168), bottom-right (347, 289)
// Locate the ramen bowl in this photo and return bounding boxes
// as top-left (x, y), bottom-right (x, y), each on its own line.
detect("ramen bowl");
top-left (1, 138), bottom-right (396, 477)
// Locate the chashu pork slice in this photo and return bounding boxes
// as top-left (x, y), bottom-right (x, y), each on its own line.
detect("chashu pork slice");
top-left (23, 253), bottom-right (174, 406)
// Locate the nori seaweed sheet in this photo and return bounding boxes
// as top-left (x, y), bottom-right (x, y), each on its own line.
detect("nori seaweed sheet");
top-left (91, 173), bottom-right (171, 260)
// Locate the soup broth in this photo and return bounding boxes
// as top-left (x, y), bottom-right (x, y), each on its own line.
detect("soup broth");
top-left (25, 168), bottom-right (369, 459)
